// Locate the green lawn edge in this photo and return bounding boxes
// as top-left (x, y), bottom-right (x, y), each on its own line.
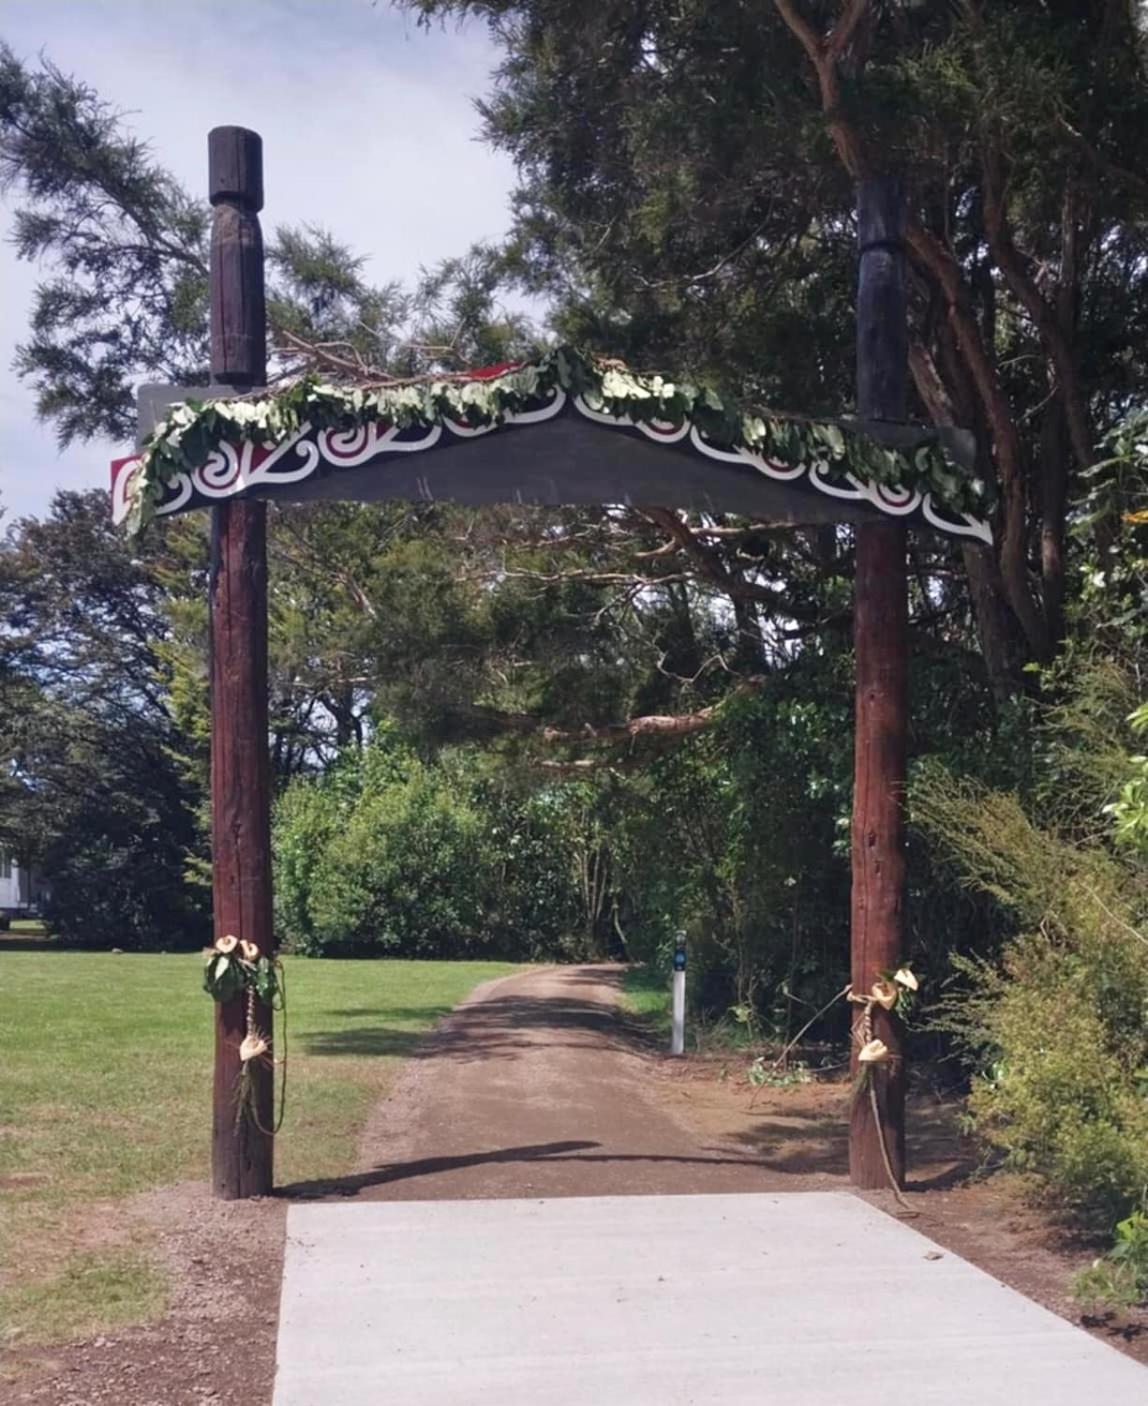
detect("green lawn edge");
top-left (0, 953), bottom-right (522, 1348)
top-left (620, 963), bottom-right (672, 1037)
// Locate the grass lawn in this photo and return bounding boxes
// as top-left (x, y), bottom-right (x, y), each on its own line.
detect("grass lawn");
top-left (6, 920), bottom-right (48, 935)
top-left (621, 963), bottom-right (672, 1035)
top-left (622, 965), bottom-right (754, 1056)
top-left (0, 953), bottom-right (519, 1348)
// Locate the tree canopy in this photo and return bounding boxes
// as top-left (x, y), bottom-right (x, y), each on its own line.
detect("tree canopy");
top-left (406, 0), bottom-right (1148, 684)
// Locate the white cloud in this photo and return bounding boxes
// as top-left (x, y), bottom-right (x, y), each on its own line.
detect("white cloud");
top-left (0, 0), bottom-right (518, 519)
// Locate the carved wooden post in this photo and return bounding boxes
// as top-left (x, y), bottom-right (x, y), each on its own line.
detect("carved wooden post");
top-left (850, 176), bottom-right (908, 1189)
top-left (208, 126), bottom-right (273, 1199)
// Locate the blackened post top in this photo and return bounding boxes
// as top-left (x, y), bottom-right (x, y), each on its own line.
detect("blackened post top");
top-left (208, 126), bottom-right (266, 388)
top-left (208, 126), bottom-right (264, 212)
top-left (857, 175), bottom-right (905, 254)
top-left (856, 176), bottom-right (908, 424)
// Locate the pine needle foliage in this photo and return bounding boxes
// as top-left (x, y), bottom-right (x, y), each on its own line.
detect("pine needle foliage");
top-left (913, 757), bottom-right (1148, 1225)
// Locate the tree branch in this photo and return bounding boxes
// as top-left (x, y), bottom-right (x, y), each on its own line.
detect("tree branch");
top-left (1056, 116), bottom-right (1148, 203)
top-left (638, 507), bottom-right (834, 623)
top-left (826, 0), bottom-right (870, 63)
top-left (772, 0), bottom-right (827, 67)
top-left (772, 0), bottom-right (1049, 658)
top-left (905, 221), bottom-right (1048, 657)
top-left (772, 0), bottom-right (871, 176)
top-left (464, 677), bottom-right (764, 749)
top-left (981, 144), bottom-right (1093, 474)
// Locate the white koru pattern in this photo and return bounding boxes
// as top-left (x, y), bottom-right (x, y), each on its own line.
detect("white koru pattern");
top-left (111, 383), bottom-right (990, 543)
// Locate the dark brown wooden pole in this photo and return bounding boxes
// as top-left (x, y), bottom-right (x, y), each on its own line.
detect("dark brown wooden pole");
top-left (850, 176), bottom-right (908, 1189)
top-left (208, 126), bottom-right (273, 1199)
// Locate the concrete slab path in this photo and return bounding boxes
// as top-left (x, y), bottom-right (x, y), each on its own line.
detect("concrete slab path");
top-left (275, 1191), bottom-right (1148, 1405)
top-left (273, 966), bottom-right (1148, 1402)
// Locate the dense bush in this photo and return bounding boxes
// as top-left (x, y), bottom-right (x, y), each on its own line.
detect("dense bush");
top-left (611, 671), bottom-right (855, 1033)
top-left (33, 719), bottom-right (209, 951)
top-left (473, 783), bottom-right (586, 959)
top-left (915, 733), bottom-right (1148, 1227)
top-left (274, 737), bottom-right (582, 958)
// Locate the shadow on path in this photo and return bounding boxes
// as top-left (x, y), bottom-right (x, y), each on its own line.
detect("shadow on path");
top-left (301, 987), bottom-right (643, 1063)
top-left (278, 1138), bottom-right (775, 1201)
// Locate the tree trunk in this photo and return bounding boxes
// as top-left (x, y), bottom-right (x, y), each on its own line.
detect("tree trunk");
top-left (961, 542), bottom-right (1024, 704)
top-left (1039, 398), bottom-right (1070, 648)
top-left (909, 335), bottom-right (1023, 701)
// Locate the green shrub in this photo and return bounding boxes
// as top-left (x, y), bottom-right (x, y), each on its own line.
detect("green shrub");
top-left (276, 745), bottom-right (490, 956)
top-left (916, 763), bottom-right (1148, 1226)
top-left (1074, 1210), bottom-right (1148, 1311)
top-left (309, 762), bottom-right (489, 956)
top-left (1107, 702), bottom-right (1148, 853)
top-left (476, 786), bottom-right (584, 959)
top-left (274, 781), bottom-right (342, 952)
top-left (273, 737), bottom-right (582, 959)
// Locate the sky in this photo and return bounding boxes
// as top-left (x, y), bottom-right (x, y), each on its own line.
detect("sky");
top-left (0, 0), bottom-right (519, 519)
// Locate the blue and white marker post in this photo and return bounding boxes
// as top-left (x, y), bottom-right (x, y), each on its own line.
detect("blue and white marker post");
top-left (671, 930), bottom-right (687, 1056)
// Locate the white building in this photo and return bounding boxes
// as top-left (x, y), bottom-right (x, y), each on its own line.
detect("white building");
top-left (0, 851), bottom-right (41, 918)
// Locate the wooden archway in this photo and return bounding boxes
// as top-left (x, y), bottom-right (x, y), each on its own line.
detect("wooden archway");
top-left (111, 128), bottom-right (989, 1199)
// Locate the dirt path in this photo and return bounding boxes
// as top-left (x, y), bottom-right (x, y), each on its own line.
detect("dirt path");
top-left (283, 964), bottom-right (795, 1202)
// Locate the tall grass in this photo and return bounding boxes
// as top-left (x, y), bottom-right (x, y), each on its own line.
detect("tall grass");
top-left (914, 760), bottom-right (1148, 1226)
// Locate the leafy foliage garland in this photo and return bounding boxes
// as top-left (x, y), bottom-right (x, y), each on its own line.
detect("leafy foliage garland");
top-left (202, 934), bottom-right (287, 1134)
top-left (127, 346), bottom-right (989, 532)
top-left (202, 933), bottom-right (283, 1008)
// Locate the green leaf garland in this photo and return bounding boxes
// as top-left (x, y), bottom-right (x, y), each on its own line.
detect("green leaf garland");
top-left (202, 937), bottom-right (284, 1008)
top-left (126, 346), bottom-right (990, 533)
